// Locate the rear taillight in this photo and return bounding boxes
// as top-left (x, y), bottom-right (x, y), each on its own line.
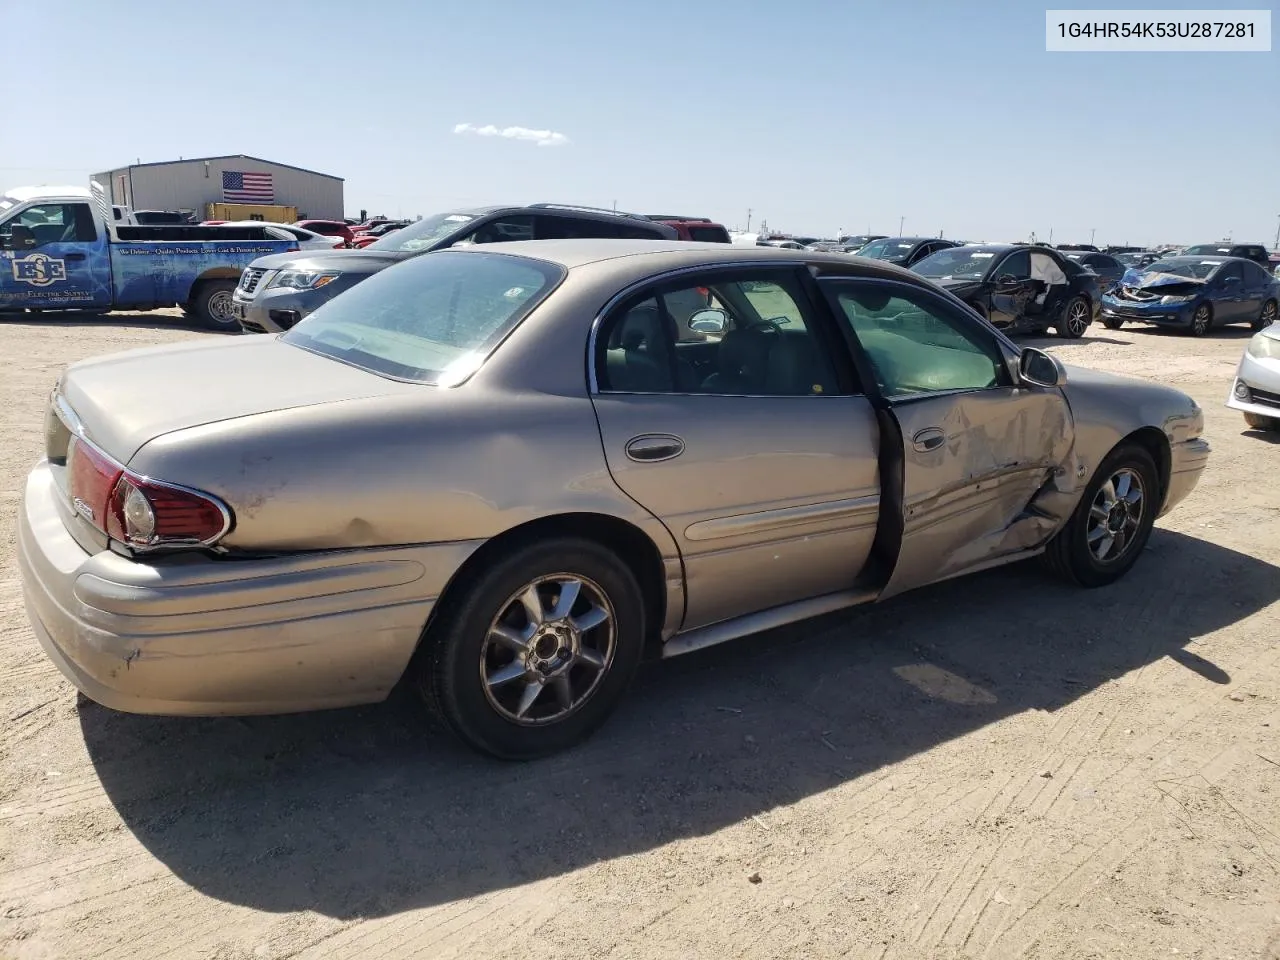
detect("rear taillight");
top-left (106, 475), bottom-right (231, 549)
top-left (65, 435), bottom-right (231, 549)
top-left (67, 437), bottom-right (123, 529)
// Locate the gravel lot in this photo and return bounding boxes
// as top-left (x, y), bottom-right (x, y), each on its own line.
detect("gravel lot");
top-left (1, 312), bottom-right (1277, 960)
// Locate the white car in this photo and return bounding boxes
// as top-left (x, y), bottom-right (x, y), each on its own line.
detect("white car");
top-left (217, 221), bottom-right (343, 251)
top-left (1227, 319), bottom-right (1280, 430)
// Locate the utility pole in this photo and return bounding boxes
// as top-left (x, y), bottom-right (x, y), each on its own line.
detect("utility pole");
top-left (898, 215), bottom-right (905, 235)
top-left (1273, 214), bottom-right (1279, 251)
top-left (746, 208), bottom-right (752, 232)
top-left (1090, 227), bottom-right (1096, 246)
top-left (1049, 227), bottom-right (1054, 245)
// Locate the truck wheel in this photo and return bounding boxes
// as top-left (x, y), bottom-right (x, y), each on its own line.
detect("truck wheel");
top-left (190, 280), bottom-right (240, 332)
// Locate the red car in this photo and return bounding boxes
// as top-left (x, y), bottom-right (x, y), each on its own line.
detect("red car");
top-left (645, 215), bottom-right (731, 243)
top-left (295, 219), bottom-right (356, 247)
top-left (350, 221), bottom-right (409, 248)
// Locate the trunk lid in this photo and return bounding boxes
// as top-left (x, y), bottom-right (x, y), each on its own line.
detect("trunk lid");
top-left (54, 336), bottom-right (421, 465)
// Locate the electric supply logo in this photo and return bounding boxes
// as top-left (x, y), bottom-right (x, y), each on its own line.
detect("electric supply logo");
top-left (12, 253), bottom-right (68, 287)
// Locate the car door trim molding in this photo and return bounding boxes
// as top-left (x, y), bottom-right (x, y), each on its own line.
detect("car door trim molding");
top-left (684, 493), bottom-right (880, 542)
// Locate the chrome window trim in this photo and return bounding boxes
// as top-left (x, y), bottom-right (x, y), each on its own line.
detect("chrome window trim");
top-left (586, 259), bottom-right (859, 397)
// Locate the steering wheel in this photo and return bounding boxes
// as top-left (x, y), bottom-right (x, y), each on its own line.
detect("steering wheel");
top-left (742, 317), bottom-right (783, 334)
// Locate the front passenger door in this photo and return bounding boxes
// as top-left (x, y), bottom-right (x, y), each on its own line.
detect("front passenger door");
top-left (821, 278), bottom-right (1074, 599)
top-left (0, 202), bottom-right (111, 310)
top-left (987, 250), bottom-right (1035, 327)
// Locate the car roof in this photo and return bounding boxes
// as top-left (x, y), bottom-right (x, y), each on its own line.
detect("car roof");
top-left (3, 184), bottom-right (91, 202)
top-left (1150, 256), bottom-right (1228, 265)
top-left (449, 238), bottom-right (905, 272)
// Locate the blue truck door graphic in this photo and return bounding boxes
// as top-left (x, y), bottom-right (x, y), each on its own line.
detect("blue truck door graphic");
top-left (0, 202), bottom-right (111, 310)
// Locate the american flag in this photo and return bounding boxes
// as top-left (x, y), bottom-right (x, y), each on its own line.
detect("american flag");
top-left (221, 170), bottom-right (274, 203)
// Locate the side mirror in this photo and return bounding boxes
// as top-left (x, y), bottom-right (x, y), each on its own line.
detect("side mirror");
top-left (688, 308), bottom-right (728, 335)
top-left (1019, 347), bottom-right (1066, 388)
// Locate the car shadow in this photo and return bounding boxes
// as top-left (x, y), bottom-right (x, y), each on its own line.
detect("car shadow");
top-left (0, 311), bottom-right (206, 333)
top-left (80, 529), bottom-right (1280, 920)
top-left (1022, 334), bottom-right (1130, 348)
top-left (1242, 428), bottom-right (1280, 445)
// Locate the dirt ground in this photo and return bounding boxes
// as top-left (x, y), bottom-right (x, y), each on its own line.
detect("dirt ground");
top-left (0, 311), bottom-right (1277, 960)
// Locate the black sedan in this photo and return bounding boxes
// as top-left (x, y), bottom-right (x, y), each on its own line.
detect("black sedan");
top-left (855, 236), bottom-right (960, 267)
top-left (1062, 250), bottom-right (1127, 291)
top-left (911, 243), bottom-right (1101, 338)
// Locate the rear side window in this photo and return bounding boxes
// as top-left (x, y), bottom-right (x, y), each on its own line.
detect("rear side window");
top-left (281, 251), bottom-right (563, 384)
top-left (688, 226), bottom-right (730, 243)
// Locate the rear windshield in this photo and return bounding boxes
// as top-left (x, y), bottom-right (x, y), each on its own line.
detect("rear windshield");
top-left (858, 239), bottom-right (916, 259)
top-left (688, 225), bottom-right (730, 243)
top-left (368, 211), bottom-right (477, 252)
top-left (281, 251), bottom-right (563, 384)
top-left (1183, 244), bottom-right (1231, 255)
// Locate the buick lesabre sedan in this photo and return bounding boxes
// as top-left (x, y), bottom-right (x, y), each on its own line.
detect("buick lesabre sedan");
top-left (18, 241), bottom-right (1210, 759)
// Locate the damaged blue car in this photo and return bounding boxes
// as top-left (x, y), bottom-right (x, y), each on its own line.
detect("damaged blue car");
top-left (1101, 256), bottom-right (1280, 337)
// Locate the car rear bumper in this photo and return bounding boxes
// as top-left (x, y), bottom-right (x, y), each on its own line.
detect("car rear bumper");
top-left (18, 462), bottom-right (480, 716)
top-left (1160, 437), bottom-right (1211, 517)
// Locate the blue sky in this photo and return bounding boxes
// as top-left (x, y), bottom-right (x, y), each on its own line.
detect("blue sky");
top-left (5, 0), bottom-right (1276, 246)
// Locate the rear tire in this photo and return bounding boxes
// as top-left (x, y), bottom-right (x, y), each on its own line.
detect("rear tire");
top-left (1055, 296), bottom-right (1091, 339)
top-left (190, 279), bottom-right (240, 332)
top-left (417, 537), bottom-right (645, 759)
top-left (1244, 411), bottom-right (1280, 431)
top-left (1251, 299), bottom-right (1278, 332)
top-left (1041, 443), bottom-right (1159, 588)
top-left (1102, 317), bottom-right (1124, 330)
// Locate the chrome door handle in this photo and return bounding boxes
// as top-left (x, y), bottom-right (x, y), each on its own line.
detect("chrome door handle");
top-left (625, 434), bottom-right (685, 462)
top-left (912, 427), bottom-right (946, 452)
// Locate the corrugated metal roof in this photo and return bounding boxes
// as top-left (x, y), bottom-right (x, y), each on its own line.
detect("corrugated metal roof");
top-left (99, 155), bottom-right (344, 181)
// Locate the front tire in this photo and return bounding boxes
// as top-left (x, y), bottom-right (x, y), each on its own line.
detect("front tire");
top-left (1189, 304), bottom-right (1212, 337)
top-left (1252, 299), bottom-right (1278, 332)
top-left (190, 279), bottom-right (240, 331)
top-left (1041, 443), bottom-right (1159, 588)
top-left (1102, 316), bottom-right (1124, 330)
top-left (1244, 411), bottom-right (1280, 431)
top-left (1055, 296), bottom-right (1091, 339)
top-left (417, 537), bottom-right (645, 759)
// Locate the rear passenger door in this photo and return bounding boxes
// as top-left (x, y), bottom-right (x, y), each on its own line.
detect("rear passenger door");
top-left (589, 266), bottom-right (883, 630)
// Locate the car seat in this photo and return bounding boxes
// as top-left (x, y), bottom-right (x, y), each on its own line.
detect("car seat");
top-left (701, 328), bottom-right (773, 393)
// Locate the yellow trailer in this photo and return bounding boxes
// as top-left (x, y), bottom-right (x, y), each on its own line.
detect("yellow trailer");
top-left (204, 202), bottom-right (299, 224)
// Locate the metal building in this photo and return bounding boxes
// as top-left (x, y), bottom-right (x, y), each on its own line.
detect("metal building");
top-left (90, 154), bottom-right (344, 221)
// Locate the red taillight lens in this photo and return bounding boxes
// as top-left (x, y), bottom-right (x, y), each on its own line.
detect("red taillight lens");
top-left (106, 475), bottom-right (231, 549)
top-left (66, 437), bottom-right (123, 530)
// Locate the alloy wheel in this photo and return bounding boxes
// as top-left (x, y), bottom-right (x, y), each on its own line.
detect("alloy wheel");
top-left (1066, 299), bottom-right (1090, 337)
top-left (1192, 306), bottom-right (1210, 335)
top-left (1261, 302), bottom-right (1277, 329)
top-left (1086, 468), bottom-right (1146, 564)
top-left (480, 574), bottom-right (616, 725)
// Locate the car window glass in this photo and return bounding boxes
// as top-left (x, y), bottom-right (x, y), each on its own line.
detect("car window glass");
top-left (831, 283), bottom-right (1005, 397)
top-left (995, 251), bottom-right (1031, 279)
top-left (1217, 261), bottom-right (1244, 282)
top-left (468, 215), bottom-right (534, 243)
top-left (597, 274), bottom-right (840, 396)
top-left (281, 250), bottom-right (561, 384)
top-left (688, 226), bottom-right (730, 243)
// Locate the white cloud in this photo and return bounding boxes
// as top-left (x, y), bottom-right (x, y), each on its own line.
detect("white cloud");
top-left (453, 122), bottom-right (569, 147)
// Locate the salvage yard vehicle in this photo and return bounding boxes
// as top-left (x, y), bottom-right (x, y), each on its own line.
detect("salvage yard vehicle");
top-left (1062, 251), bottom-right (1126, 292)
top-left (233, 203), bottom-right (678, 333)
top-left (855, 236), bottom-right (960, 268)
top-left (1227, 321), bottom-right (1280, 431)
top-left (911, 243), bottom-right (1101, 338)
top-left (0, 184), bottom-right (297, 329)
top-left (645, 216), bottom-right (731, 243)
top-left (1102, 257), bottom-right (1279, 336)
top-left (17, 241), bottom-right (1210, 759)
top-left (1182, 242), bottom-right (1273, 269)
